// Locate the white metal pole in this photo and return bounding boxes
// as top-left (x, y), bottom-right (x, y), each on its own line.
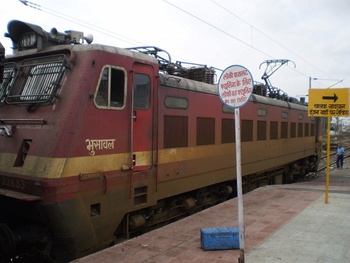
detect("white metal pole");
top-left (235, 108), bottom-right (245, 263)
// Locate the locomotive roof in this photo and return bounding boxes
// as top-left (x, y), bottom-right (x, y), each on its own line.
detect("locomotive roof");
top-left (159, 73), bottom-right (308, 111)
top-left (5, 42), bottom-right (159, 66)
top-left (159, 73), bottom-right (218, 95)
top-left (71, 44), bottom-right (160, 64)
top-left (250, 94), bottom-right (308, 111)
top-left (4, 34), bottom-right (307, 112)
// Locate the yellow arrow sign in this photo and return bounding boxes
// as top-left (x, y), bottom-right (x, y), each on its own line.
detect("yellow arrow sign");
top-left (308, 88), bottom-right (350, 117)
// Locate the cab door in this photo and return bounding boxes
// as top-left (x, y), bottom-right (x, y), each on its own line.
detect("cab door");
top-left (132, 63), bottom-right (154, 171)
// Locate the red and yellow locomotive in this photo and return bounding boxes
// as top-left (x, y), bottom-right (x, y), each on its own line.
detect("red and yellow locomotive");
top-left (0, 20), bottom-right (321, 262)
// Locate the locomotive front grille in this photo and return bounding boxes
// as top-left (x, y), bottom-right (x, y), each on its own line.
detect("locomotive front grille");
top-left (6, 54), bottom-right (67, 105)
top-left (0, 62), bottom-right (16, 104)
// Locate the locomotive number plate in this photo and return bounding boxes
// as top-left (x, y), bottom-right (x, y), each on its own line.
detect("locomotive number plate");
top-left (1, 175), bottom-right (25, 190)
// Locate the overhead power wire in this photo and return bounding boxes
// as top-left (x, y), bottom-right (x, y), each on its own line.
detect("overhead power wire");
top-left (19, 0), bottom-right (343, 87)
top-left (163, 0), bottom-right (341, 83)
top-left (211, 1), bottom-right (299, 60)
top-left (210, 0), bottom-right (330, 78)
top-left (162, 0), bottom-right (271, 59)
top-left (18, 0), bottom-right (145, 47)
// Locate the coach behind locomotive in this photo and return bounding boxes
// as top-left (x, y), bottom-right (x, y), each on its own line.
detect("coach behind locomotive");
top-left (0, 20), bottom-right (321, 262)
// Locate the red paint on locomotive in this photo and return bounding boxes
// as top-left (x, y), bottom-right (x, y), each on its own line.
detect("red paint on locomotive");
top-left (0, 20), bottom-right (321, 262)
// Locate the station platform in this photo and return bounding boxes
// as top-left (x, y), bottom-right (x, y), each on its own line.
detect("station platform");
top-left (73, 166), bottom-right (350, 263)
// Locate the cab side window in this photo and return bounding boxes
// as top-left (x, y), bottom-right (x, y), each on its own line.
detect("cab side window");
top-left (134, 73), bottom-right (150, 109)
top-left (95, 66), bottom-right (126, 109)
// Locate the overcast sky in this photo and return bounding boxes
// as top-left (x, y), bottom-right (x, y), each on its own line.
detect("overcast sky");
top-left (1, 0), bottom-right (349, 99)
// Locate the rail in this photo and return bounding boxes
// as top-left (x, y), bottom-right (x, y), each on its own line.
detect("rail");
top-left (318, 147), bottom-right (350, 172)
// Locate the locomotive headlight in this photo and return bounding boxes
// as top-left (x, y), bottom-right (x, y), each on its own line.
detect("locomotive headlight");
top-left (19, 31), bottom-right (37, 48)
top-left (6, 20), bottom-right (93, 54)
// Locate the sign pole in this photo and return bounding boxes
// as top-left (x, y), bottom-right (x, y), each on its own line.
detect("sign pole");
top-left (218, 65), bottom-right (253, 263)
top-left (235, 108), bottom-right (245, 262)
top-left (325, 114), bottom-right (331, 203)
top-left (308, 88), bottom-right (350, 203)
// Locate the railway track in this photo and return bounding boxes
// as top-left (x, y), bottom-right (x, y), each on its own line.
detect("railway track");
top-left (317, 133), bottom-right (350, 172)
top-left (317, 150), bottom-right (350, 172)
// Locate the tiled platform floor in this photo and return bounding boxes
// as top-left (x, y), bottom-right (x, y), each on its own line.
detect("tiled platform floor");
top-left (72, 166), bottom-right (350, 263)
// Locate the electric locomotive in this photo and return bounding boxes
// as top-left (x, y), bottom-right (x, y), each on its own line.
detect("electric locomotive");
top-left (0, 20), bottom-right (321, 262)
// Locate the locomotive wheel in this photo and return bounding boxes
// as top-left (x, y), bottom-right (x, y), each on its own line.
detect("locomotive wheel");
top-left (0, 223), bottom-right (16, 260)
